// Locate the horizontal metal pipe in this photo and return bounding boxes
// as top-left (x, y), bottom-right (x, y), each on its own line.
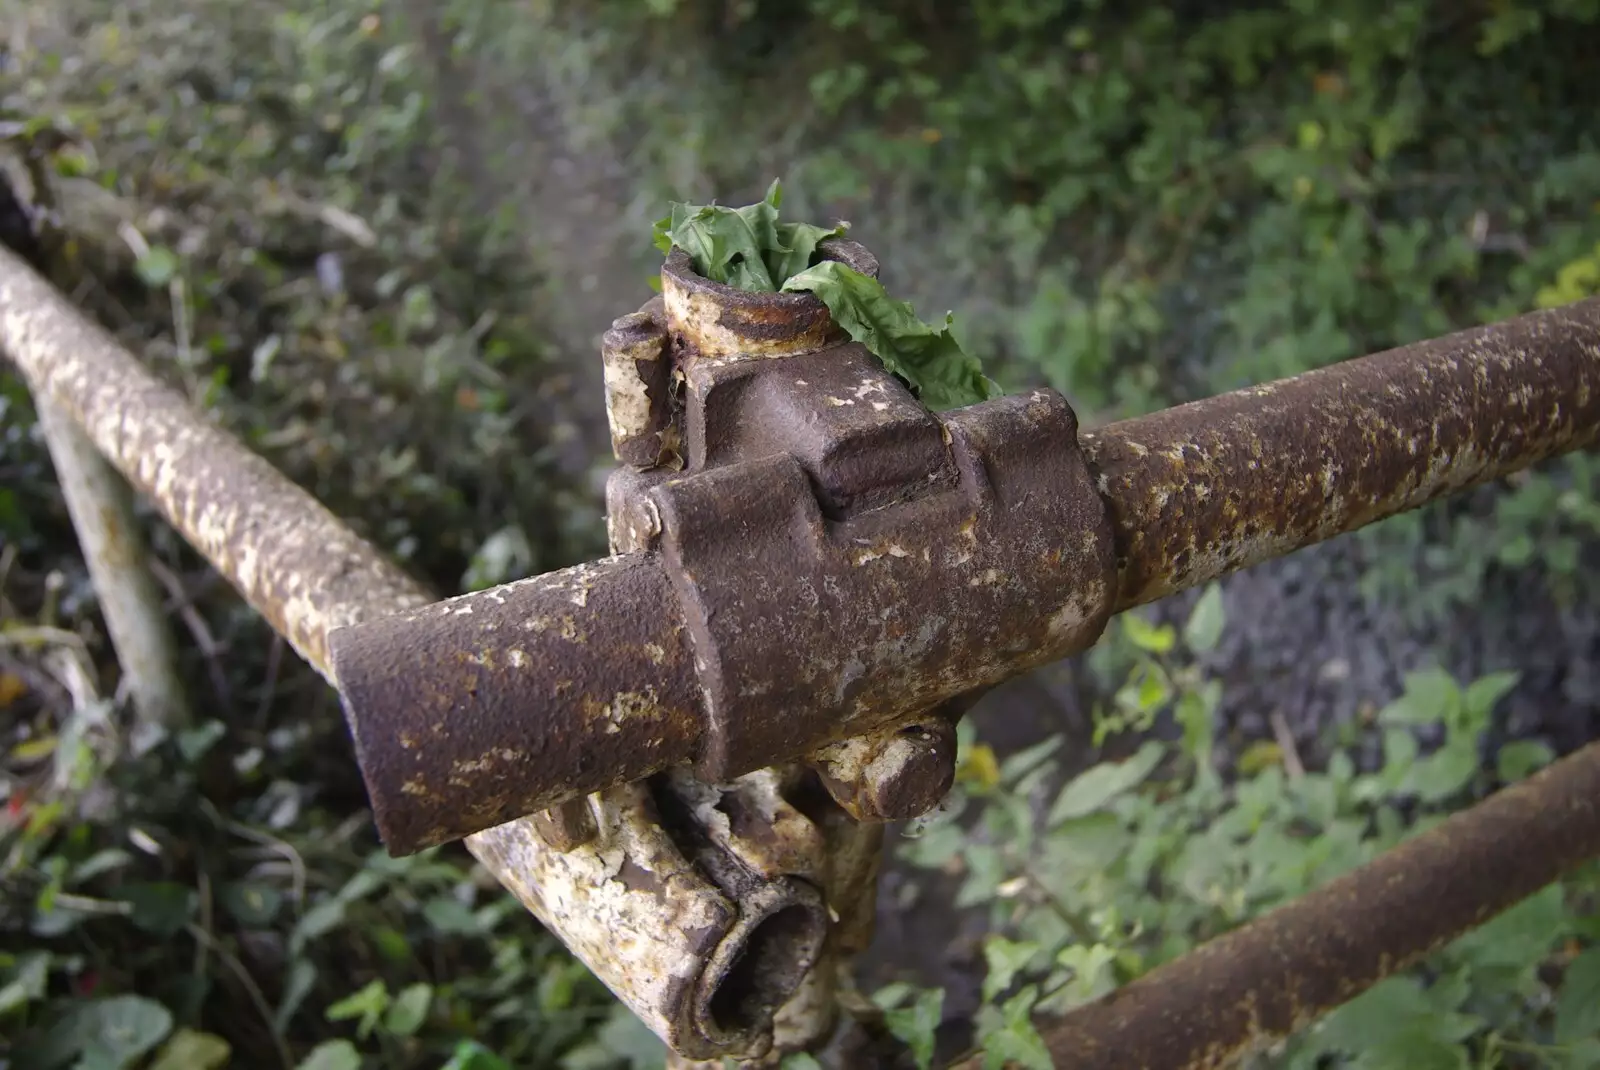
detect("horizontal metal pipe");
top-left (983, 738), bottom-right (1600, 1070)
top-left (1084, 296), bottom-right (1600, 611)
top-left (328, 552), bottom-right (705, 854)
top-left (0, 243), bottom-right (433, 679)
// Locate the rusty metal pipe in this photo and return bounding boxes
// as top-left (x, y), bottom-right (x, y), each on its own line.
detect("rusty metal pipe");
top-left (327, 552), bottom-right (705, 854)
top-left (988, 737), bottom-right (1600, 1070)
top-left (0, 243), bottom-right (434, 677)
top-left (1084, 296), bottom-right (1600, 611)
top-left (0, 245), bottom-right (831, 1061)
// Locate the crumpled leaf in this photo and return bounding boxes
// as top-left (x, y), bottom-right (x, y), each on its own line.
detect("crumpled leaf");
top-left (783, 261), bottom-right (1000, 410)
top-left (653, 180), bottom-right (997, 410)
top-left (652, 179), bottom-right (849, 294)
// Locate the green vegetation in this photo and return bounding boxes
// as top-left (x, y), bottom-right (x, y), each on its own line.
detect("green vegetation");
top-left (3, 0), bottom-right (1599, 1067)
top-left (653, 180), bottom-right (999, 409)
top-left (892, 591), bottom-right (1600, 1069)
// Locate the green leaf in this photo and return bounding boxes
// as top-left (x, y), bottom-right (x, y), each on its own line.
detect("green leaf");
top-left (60, 996), bottom-right (175, 1067)
top-left (880, 986), bottom-right (943, 1070)
top-left (1121, 611), bottom-right (1176, 654)
top-left (1182, 584), bottom-right (1226, 653)
top-left (423, 896), bottom-right (482, 935)
top-left (443, 1041), bottom-right (512, 1070)
top-left (296, 1039), bottom-right (362, 1070)
top-left (1559, 1038), bottom-right (1600, 1070)
top-left (111, 882), bottom-right (196, 938)
top-left (1048, 741), bottom-right (1165, 825)
top-left (175, 721), bottom-right (227, 763)
top-left (1379, 668), bottom-right (1460, 727)
top-left (781, 1056), bottom-right (824, 1070)
top-left (653, 183), bottom-right (782, 292)
top-left (653, 183), bottom-right (994, 410)
top-left (976, 987), bottom-right (1052, 1070)
top-left (1447, 884), bottom-right (1570, 973)
top-left (220, 881), bottom-right (284, 927)
top-left (1496, 739), bottom-right (1555, 782)
top-left (1555, 947), bottom-right (1600, 1043)
top-left (290, 899), bottom-right (347, 956)
top-left (275, 959), bottom-right (317, 1032)
top-left (1052, 943), bottom-right (1119, 1007)
top-left (982, 937), bottom-right (1042, 1003)
top-left (327, 979), bottom-right (388, 1040)
top-left (782, 261), bottom-right (998, 410)
top-left (149, 1029), bottom-right (231, 1070)
top-left (1401, 738), bottom-right (1479, 803)
top-left (70, 848), bottom-right (133, 884)
top-left (1462, 671), bottom-right (1520, 720)
top-left (0, 950), bottom-right (49, 1014)
top-left (1314, 977), bottom-right (1477, 1059)
top-left (382, 982), bottom-right (432, 1037)
top-left (135, 246), bottom-right (180, 288)
top-left (1354, 1030), bottom-right (1470, 1070)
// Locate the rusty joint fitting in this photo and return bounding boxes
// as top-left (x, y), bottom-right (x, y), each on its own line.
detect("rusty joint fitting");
top-left (328, 241), bottom-right (1119, 856)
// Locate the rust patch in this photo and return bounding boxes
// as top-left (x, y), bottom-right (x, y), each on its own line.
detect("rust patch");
top-left (327, 553), bottom-right (705, 856)
top-left (1083, 298), bottom-right (1600, 611)
top-left (658, 238), bottom-right (878, 364)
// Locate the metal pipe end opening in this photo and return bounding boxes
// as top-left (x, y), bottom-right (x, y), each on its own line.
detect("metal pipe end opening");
top-left (693, 878), bottom-right (828, 1055)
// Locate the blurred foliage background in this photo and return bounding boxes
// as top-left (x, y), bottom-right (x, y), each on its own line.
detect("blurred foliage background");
top-left (2, 0), bottom-right (1599, 1067)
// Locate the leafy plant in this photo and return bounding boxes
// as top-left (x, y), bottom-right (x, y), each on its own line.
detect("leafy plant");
top-left (892, 586), bottom-right (1598, 1068)
top-left (652, 179), bottom-right (1000, 409)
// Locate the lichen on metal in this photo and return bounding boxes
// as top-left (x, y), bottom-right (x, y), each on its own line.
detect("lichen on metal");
top-left (0, 244), bottom-right (432, 681)
top-left (1084, 296), bottom-right (1600, 611)
top-left (466, 771), bottom-right (839, 1062)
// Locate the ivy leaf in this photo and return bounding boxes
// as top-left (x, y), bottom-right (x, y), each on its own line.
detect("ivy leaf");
top-left (40, 995), bottom-right (175, 1069)
top-left (149, 1029), bottom-right (231, 1070)
top-left (326, 979), bottom-right (389, 1040)
top-left (1379, 668), bottom-right (1460, 727)
top-left (1121, 611), bottom-right (1176, 654)
top-left (1496, 739), bottom-right (1555, 782)
top-left (875, 986), bottom-right (943, 1070)
top-left (383, 982), bottom-right (432, 1037)
top-left (296, 1039), bottom-right (363, 1070)
top-left (110, 882), bottom-right (196, 938)
top-left (1462, 670), bottom-right (1520, 721)
top-left (1048, 741), bottom-right (1165, 825)
top-left (1356, 1031), bottom-right (1471, 1070)
top-left (1400, 738), bottom-right (1479, 803)
top-left (1555, 947), bottom-right (1600, 1044)
top-left (0, 950), bottom-right (49, 1014)
top-left (1182, 584), bottom-right (1226, 653)
top-left (975, 986), bottom-right (1052, 1070)
top-left (1447, 884), bottom-right (1569, 974)
top-left (783, 261), bottom-right (1000, 410)
top-left (443, 1040), bottom-right (513, 1070)
top-left (982, 937), bottom-right (1043, 1003)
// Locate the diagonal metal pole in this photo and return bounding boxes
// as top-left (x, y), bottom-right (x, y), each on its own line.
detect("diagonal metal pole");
top-left (955, 737), bottom-right (1600, 1070)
